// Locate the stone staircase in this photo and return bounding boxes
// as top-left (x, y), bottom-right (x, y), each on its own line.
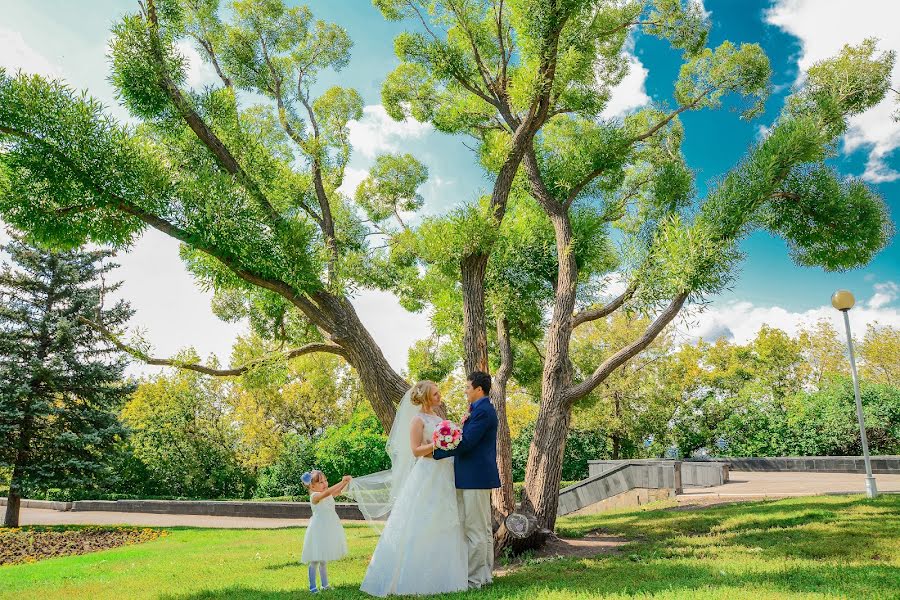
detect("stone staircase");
top-left (556, 459), bottom-right (729, 516)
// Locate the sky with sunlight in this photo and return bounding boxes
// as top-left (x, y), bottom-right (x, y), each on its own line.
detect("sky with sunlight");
top-left (1, 0), bottom-right (898, 375)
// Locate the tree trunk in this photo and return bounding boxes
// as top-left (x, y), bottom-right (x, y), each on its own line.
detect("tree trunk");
top-left (461, 254), bottom-right (490, 374)
top-left (4, 416), bottom-right (32, 528)
top-left (515, 401), bottom-right (571, 551)
top-left (490, 317), bottom-right (516, 550)
top-left (612, 391), bottom-right (622, 460)
top-left (515, 198), bottom-right (581, 551)
top-left (311, 291), bottom-right (408, 430)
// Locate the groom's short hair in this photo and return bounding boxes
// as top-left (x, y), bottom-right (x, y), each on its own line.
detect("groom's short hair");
top-left (468, 371), bottom-right (492, 396)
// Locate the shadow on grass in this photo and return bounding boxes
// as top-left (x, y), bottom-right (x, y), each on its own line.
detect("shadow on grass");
top-left (159, 560), bottom-right (900, 600)
top-left (262, 561), bottom-right (300, 571)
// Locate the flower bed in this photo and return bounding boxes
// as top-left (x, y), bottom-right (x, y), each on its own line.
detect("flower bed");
top-left (0, 526), bottom-right (165, 565)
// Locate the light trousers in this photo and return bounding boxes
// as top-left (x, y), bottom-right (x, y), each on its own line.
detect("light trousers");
top-left (456, 488), bottom-right (493, 588)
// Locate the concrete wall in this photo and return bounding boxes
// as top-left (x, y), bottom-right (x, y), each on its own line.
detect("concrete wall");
top-left (566, 488), bottom-right (674, 517)
top-left (0, 497), bottom-right (73, 511)
top-left (694, 455), bottom-right (900, 474)
top-left (589, 459), bottom-right (728, 487)
top-left (2, 497), bottom-right (365, 519)
top-left (558, 462), bottom-right (680, 516)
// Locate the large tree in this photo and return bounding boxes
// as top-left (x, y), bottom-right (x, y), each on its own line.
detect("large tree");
top-left (0, 237), bottom-right (134, 527)
top-left (0, 0), bottom-right (412, 431)
top-left (0, 0), bottom-right (895, 550)
top-left (372, 2), bottom-right (895, 547)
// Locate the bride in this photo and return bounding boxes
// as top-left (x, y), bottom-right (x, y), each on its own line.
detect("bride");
top-left (348, 380), bottom-right (468, 597)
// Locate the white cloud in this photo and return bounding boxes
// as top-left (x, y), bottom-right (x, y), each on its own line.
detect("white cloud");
top-left (348, 105), bottom-right (433, 159)
top-left (765, 0), bottom-right (900, 183)
top-left (0, 26), bottom-right (62, 78)
top-left (869, 281), bottom-right (899, 309)
top-left (677, 281), bottom-right (900, 344)
top-left (351, 289), bottom-right (432, 373)
top-left (601, 49), bottom-right (651, 119)
top-left (756, 123), bottom-right (773, 140)
top-left (693, 0), bottom-right (711, 20)
top-left (176, 40), bottom-right (221, 89)
top-left (336, 166), bottom-right (369, 199)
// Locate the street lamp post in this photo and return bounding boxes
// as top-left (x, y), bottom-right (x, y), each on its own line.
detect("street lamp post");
top-left (831, 289), bottom-right (878, 499)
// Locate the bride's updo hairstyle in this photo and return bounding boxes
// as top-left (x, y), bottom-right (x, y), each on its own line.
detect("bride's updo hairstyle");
top-left (410, 380), bottom-right (436, 407)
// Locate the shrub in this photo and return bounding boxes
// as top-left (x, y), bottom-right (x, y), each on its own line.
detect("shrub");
top-left (314, 407), bottom-right (390, 485)
top-left (511, 424), bottom-right (609, 482)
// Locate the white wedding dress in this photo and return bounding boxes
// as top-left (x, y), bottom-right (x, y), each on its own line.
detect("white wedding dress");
top-left (359, 411), bottom-right (468, 597)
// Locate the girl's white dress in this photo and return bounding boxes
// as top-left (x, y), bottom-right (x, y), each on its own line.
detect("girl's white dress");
top-left (360, 412), bottom-right (468, 596)
top-left (301, 494), bottom-right (348, 563)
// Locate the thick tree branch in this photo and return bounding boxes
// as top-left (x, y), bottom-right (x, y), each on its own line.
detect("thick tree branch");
top-left (522, 145), bottom-right (562, 214)
top-left (566, 291), bottom-right (688, 405)
top-left (79, 315), bottom-right (346, 376)
top-left (565, 166), bottom-right (605, 206)
top-left (0, 123), bottom-right (334, 334)
top-left (572, 279), bottom-right (638, 328)
top-left (145, 0), bottom-right (286, 231)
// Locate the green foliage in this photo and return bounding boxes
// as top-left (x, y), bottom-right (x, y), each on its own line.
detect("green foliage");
top-left (511, 423), bottom-right (608, 482)
top-left (666, 322), bottom-right (900, 458)
top-left (858, 323), bottom-right (900, 386)
top-left (406, 337), bottom-right (459, 383)
top-left (761, 165), bottom-right (894, 271)
top-left (788, 38), bottom-right (895, 138)
top-left (313, 407), bottom-right (390, 485)
top-left (355, 153), bottom-right (428, 225)
top-left (119, 365), bottom-right (253, 499)
top-left (674, 41), bottom-right (771, 119)
top-left (571, 314), bottom-right (679, 459)
top-left (0, 238), bottom-right (134, 507)
top-left (253, 433), bottom-right (316, 499)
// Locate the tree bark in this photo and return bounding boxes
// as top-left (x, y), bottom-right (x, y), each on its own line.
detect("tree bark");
top-left (515, 402), bottom-right (571, 550)
top-left (3, 422), bottom-right (30, 528)
top-left (311, 291), bottom-right (408, 430)
top-left (461, 254), bottom-right (490, 374)
top-left (490, 316), bottom-right (515, 548)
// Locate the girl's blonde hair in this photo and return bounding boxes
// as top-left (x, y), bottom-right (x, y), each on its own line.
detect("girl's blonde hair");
top-left (410, 380), bottom-right (436, 407)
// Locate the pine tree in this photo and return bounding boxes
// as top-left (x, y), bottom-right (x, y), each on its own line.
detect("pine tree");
top-left (0, 236), bottom-right (134, 527)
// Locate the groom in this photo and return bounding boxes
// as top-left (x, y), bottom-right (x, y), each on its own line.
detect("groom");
top-left (433, 371), bottom-right (500, 589)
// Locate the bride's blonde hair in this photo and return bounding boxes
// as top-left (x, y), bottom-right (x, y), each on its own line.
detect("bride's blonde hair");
top-left (410, 380), bottom-right (436, 407)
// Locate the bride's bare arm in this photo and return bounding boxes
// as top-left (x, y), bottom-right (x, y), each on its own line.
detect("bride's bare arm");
top-left (409, 416), bottom-right (435, 457)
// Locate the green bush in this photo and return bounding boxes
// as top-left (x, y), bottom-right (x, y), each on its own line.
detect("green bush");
top-left (511, 424), bottom-right (609, 482)
top-left (254, 434), bottom-right (316, 499)
top-left (314, 408), bottom-right (390, 485)
top-left (709, 377), bottom-right (900, 458)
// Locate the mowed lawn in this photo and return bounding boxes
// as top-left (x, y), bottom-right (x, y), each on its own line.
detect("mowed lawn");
top-left (2, 495), bottom-right (899, 599)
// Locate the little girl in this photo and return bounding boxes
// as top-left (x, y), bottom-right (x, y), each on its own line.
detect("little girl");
top-left (301, 470), bottom-right (351, 593)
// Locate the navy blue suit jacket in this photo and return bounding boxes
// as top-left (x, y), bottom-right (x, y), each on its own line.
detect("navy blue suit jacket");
top-left (433, 396), bottom-right (501, 489)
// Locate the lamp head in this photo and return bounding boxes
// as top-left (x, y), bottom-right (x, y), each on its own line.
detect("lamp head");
top-left (831, 289), bottom-right (855, 312)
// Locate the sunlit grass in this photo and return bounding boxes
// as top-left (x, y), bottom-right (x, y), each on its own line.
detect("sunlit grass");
top-left (1, 495), bottom-right (898, 599)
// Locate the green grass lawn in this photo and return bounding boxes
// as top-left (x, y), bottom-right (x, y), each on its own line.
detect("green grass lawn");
top-left (2, 495), bottom-right (898, 599)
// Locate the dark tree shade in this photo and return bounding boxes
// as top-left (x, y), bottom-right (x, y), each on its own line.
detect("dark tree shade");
top-left (0, 236), bottom-right (134, 526)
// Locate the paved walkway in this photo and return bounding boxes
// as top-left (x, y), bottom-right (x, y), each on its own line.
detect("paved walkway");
top-left (18, 471), bottom-right (900, 528)
top-left (679, 470), bottom-right (900, 498)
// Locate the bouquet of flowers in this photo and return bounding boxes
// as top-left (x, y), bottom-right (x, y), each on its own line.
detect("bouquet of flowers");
top-left (432, 419), bottom-right (462, 451)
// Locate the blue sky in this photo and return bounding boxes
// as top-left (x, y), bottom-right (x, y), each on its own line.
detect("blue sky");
top-left (1, 0), bottom-right (898, 371)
